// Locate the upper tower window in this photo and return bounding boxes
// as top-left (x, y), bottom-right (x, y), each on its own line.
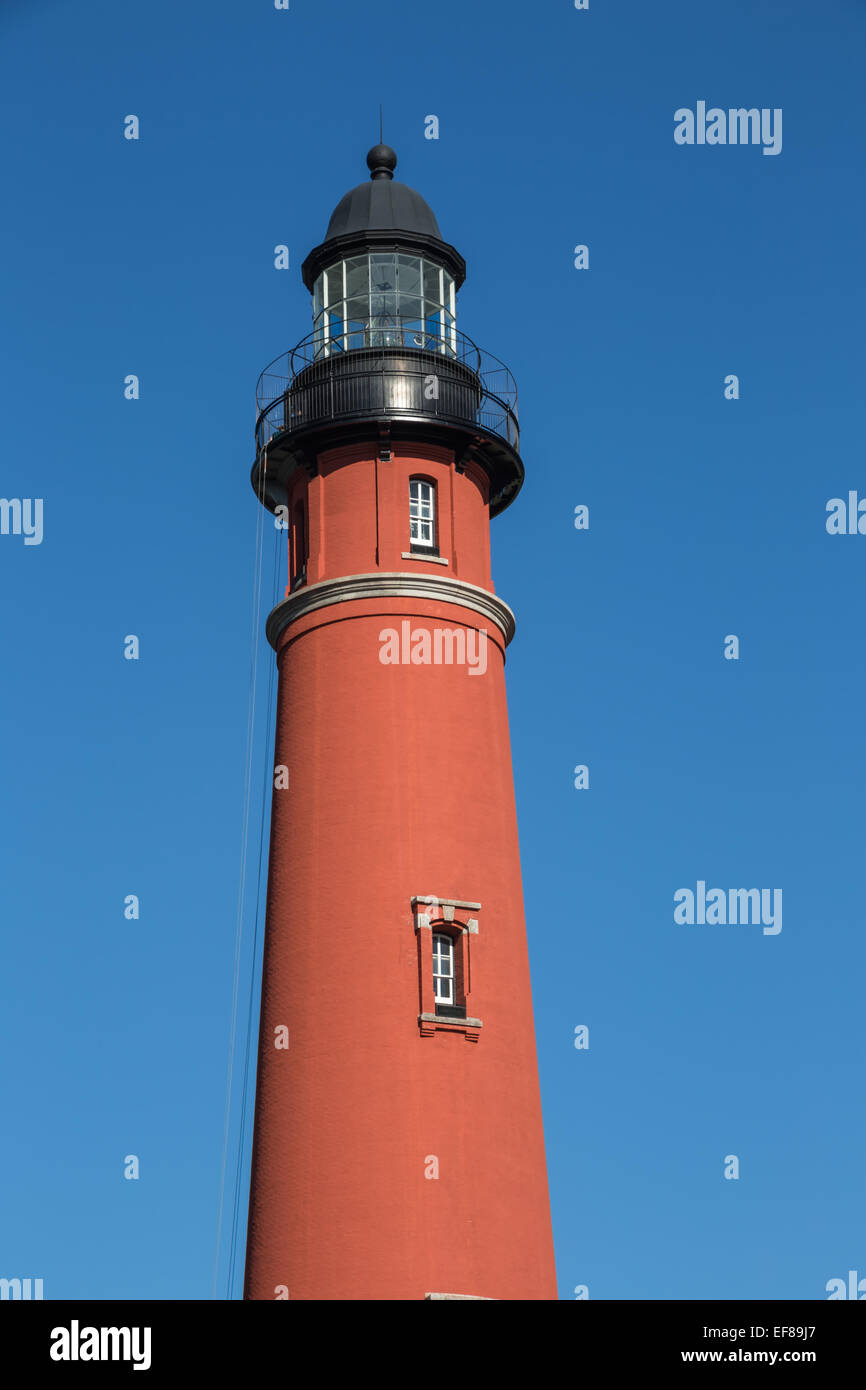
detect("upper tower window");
top-left (409, 478), bottom-right (436, 550)
top-left (313, 253), bottom-right (456, 358)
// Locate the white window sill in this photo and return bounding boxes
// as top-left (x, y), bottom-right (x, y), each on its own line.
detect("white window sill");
top-left (419, 1012), bottom-right (482, 1029)
top-left (402, 551), bottom-right (448, 566)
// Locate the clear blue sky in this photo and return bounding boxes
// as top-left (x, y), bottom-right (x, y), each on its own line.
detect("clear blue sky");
top-left (1, 0), bottom-right (863, 1301)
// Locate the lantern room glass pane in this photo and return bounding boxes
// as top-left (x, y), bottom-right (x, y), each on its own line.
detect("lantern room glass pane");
top-left (343, 303), bottom-right (365, 350)
top-left (312, 254), bottom-right (457, 357)
top-left (422, 261), bottom-right (443, 309)
top-left (344, 256), bottom-right (368, 304)
top-left (424, 311), bottom-right (442, 347)
top-left (368, 254), bottom-right (398, 345)
top-left (343, 299), bottom-right (366, 349)
top-left (324, 265), bottom-right (342, 307)
top-left (371, 288), bottom-right (397, 318)
top-left (397, 256), bottom-right (423, 333)
top-left (370, 254), bottom-right (397, 292)
top-left (398, 293), bottom-right (423, 324)
top-left (397, 255), bottom-right (421, 296)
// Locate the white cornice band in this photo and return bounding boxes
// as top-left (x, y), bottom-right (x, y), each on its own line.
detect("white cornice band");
top-left (266, 571), bottom-right (516, 650)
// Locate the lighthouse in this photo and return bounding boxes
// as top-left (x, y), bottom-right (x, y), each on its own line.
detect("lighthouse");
top-left (243, 144), bottom-right (557, 1301)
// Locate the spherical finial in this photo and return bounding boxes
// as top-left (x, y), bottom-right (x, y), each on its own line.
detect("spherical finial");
top-left (367, 144), bottom-right (397, 180)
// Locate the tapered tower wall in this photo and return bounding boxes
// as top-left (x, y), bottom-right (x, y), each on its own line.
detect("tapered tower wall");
top-left (243, 439), bottom-right (556, 1301)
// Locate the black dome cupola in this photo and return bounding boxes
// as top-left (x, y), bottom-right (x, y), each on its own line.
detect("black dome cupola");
top-left (301, 145), bottom-right (465, 293)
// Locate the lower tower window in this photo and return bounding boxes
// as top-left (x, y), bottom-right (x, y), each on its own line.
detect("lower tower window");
top-left (433, 932), bottom-right (454, 1005)
top-left (432, 930), bottom-right (465, 1020)
top-left (413, 896), bottom-right (482, 1040)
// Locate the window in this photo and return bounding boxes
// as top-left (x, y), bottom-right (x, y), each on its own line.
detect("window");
top-left (413, 896), bottom-right (481, 1038)
top-left (432, 931), bottom-right (467, 1020)
top-left (432, 933), bottom-right (454, 1006)
top-left (409, 478), bottom-right (435, 550)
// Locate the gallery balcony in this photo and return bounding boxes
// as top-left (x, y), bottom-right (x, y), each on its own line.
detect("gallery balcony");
top-left (251, 322), bottom-right (524, 517)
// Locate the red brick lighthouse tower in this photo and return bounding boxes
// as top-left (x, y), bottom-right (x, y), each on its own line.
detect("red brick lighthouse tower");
top-left (243, 144), bottom-right (557, 1301)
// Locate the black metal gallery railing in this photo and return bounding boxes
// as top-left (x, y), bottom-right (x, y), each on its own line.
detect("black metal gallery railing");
top-left (254, 322), bottom-right (519, 458)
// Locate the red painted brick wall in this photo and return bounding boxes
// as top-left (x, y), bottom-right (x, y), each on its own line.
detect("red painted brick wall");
top-left (244, 441), bottom-right (556, 1301)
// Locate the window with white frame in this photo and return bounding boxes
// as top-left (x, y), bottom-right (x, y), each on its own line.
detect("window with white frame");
top-left (410, 478), bottom-right (435, 549)
top-left (432, 933), bottom-right (454, 1007)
